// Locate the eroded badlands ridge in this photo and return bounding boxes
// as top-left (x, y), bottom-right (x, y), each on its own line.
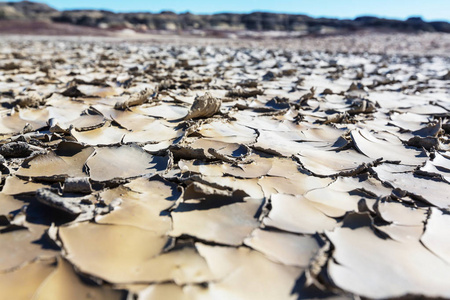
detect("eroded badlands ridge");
top-left (1, 1), bottom-right (449, 34)
top-left (0, 37), bottom-right (449, 299)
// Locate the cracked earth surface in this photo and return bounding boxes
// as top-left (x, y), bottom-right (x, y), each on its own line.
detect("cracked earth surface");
top-left (0, 35), bottom-right (449, 300)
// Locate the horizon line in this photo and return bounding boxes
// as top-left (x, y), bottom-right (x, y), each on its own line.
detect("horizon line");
top-left (4, 0), bottom-right (450, 23)
top-left (46, 7), bottom-right (448, 23)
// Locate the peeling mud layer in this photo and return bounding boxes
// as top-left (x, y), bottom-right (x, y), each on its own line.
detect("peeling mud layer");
top-left (0, 35), bottom-right (449, 300)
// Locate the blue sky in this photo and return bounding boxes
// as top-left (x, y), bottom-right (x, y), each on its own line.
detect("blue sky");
top-left (10, 0), bottom-right (450, 21)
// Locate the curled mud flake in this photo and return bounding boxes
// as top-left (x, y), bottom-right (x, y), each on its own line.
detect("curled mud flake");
top-left (347, 82), bottom-right (364, 92)
top-left (35, 188), bottom-right (90, 216)
top-left (61, 86), bottom-right (86, 98)
top-left (306, 240), bottom-right (330, 285)
top-left (63, 177), bottom-right (92, 194)
top-left (413, 120), bottom-right (443, 138)
top-left (170, 144), bottom-right (212, 161)
top-left (36, 189), bottom-right (117, 222)
top-left (21, 123), bottom-right (34, 134)
top-left (299, 87), bottom-right (316, 102)
top-left (407, 136), bottom-right (441, 150)
top-left (323, 112), bottom-right (349, 124)
top-left (351, 128), bottom-right (426, 165)
top-left (184, 181), bottom-right (234, 199)
top-left (114, 88), bottom-right (153, 110)
top-left (347, 99), bottom-right (376, 114)
top-left (321, 88), bottom-right (334, 95)
top-left (0, 141), bottom-right (32, 158)
top-left (7, 210), bottom-right (28, 229)
top-left (225, 88), bottom-right (264, 99)
top-left (184, 92), bottom-right (221, 120)
top-left (48, 118), bottom-right (72, 134)
top-left (12, 92), bottom-right (45, 108)
top-left (157, 79), bottom-right (176, 91)
top-left (0, 61), bottom-right (21, 70)
top-left (262, 71), bottom-right (276, 81)
top-left (237, 79), bottom-right (258, 88)
top-left (45, 223), bottom-right (61, 248)
top-left (419, 152), bottom-right (450, 183)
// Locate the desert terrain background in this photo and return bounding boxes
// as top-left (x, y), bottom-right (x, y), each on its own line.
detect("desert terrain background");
top-left (0, 1), bottom-right (449, 300)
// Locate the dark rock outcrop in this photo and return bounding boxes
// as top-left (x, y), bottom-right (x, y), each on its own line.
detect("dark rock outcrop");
top-left (1, 1), bottom-right (449, 33)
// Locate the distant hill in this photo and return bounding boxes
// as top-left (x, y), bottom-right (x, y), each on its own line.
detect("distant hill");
top-left (1, 0), bottom-right (449, 34)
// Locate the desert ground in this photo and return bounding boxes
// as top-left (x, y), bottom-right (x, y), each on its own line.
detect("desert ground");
top-left (0, 32), bottom-right (449, 299)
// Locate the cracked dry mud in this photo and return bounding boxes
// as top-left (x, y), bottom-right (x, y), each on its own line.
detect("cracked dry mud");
top-left (0, 36), bottom-right (449, 300)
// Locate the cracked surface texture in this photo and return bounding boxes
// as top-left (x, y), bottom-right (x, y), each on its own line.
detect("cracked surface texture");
top-left (0, 35), bottom-right (449, 300)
